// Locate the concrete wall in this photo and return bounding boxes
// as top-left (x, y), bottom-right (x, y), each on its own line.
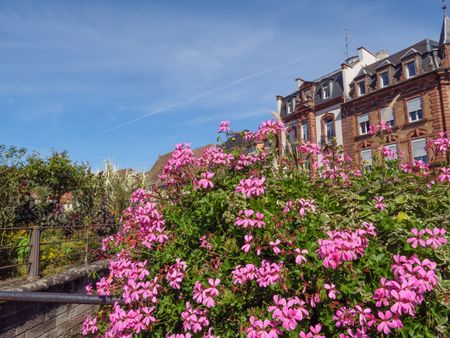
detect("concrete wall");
top-left (0, 261), bottom-right (107, 338)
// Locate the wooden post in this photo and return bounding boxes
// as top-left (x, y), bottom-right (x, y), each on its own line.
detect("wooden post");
top-left (28, 226), bottom-right (40, 279)
top-left (84, 224), bottom-right (89, 265)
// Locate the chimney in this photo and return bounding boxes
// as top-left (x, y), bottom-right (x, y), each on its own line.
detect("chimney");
top-left (276, 95), bottom-right (284, 115)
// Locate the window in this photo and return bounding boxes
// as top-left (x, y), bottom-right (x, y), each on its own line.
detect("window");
top-left (411, 138), bottom-right (428, 162)
top-left (325, 119), bottom-right (335, 142)
top-left (322, 83), bottom-right (331, 99)
top-left (407, 97), bottom-right (423, 122)
top-left (381, 107), bottom-right (395, 127)
top-left (358, 81), bottom-right (366, 96)
top-left (406, 61), bottom-right (416, 78)
top-left (287, 99), bottom-right (295, 114)
top-left (384, 144), bottom-right (398, 159)
top-left (380, 71), bottom-right (389, 88)
top-left (361, 149), bottom-right (373, 170)
top-left (358, 113), bottom-right (370, 135)
top-left (288, 127), bottom-right (297, 154)
top-left (302, 121), bottom-right (309, 141)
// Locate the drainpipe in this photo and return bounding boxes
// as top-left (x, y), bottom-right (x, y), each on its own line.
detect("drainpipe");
top-left (344, 108), bottom-right (351, 158)
top-left (438, 69), bottom-right (448, 135)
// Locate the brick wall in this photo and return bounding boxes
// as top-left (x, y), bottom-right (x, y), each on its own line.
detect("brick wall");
top-left (0, 261), bottom-right (107, 338)
top-left (342, 70), bottom-right (450, 164)
top-left (1, 303), bottom-right (98, 338)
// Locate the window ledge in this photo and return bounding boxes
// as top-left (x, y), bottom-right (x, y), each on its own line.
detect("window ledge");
top-left (403, 119), bottom-right (427, 128)
top-left (355, 133), bottom-right (372, 141)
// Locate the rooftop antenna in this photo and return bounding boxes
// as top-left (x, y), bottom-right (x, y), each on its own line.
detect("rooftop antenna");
top-left (344, 27), bottom-right (350, 60)
top-left (443, 0), bottom-right (448, 16)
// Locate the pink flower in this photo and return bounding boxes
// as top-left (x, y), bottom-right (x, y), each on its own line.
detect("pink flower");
top-left (324, 283), bottom-right (339, 299)
top-left (193, 278), bottom-right (220, 308)
top-left (294, 248), bottom-right (308, 265)
top-left (235, 209), bottom-right (265, 228)
top-left (166, 258), bottom-right (187, 290)
top-left (374, 196), bottom-right (386, 211)
top-left (438, 167), bottom-right (450, 183)
top-left (376, 311), bottom-right (398, 335)
top-left (236, 176), bottom-right (266, 198)
top-left (85, 284), bottom-right (93, 295)
top-left (181, 302), bottom-right (209, 333)
top-left (218, 120), bottom-right (230, 133)
top-left (425, 227), bottom-right (447, 248)
top-left (200, 235), bottom-right (213, 251)
top-left (299, 324), bottom-right (325, 338)
top-left (256, 260), bottom-right (283, 288)
top-left (269, 239), bottom-right (282, 255)
top-left (268, 295), bottom-right (309, 331)
top-left (194, 172), bottom-right (215, 190)
top-left (81, 315), bottom-right (98, 336)
top-left (242, 234), bottom-right (253, 253)
top-left (232, 264), bottom-right (257, 285)
top-left (381, 146), bottom-right (395, 159)
top-left (246, 316), bottom-right (281, 338)
top-left (406, 228), bottom-right (426, 248)
top-left (333, 306), bottom-right (356, 328)
top-left (258, 120), bottom-right (285, 136)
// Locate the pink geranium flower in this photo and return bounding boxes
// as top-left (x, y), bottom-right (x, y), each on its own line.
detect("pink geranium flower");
top-left (374, 196), bottom-right (386, 211)
top-left (218, 120), bottom-right (230, 133)
top-left (324, 283), bottom-right (339, 299)
top-left (406, 228), bottom-right (426, 248)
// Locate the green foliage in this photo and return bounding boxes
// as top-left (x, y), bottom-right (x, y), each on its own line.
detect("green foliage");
top-left (105, 148), bottom-right (450, 337)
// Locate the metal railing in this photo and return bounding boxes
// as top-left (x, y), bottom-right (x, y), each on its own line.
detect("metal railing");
top-left (0, 223), bottom-right (118, 280)
top-left (0, 291), bottom-right (123, 305)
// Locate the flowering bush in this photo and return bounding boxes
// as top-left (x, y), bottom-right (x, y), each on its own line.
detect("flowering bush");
top-left (83, 121), bottom-right (449, 337)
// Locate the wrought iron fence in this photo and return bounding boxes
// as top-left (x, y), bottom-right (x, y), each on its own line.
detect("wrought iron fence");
top-left (0, 223), bottom-right (118, 280)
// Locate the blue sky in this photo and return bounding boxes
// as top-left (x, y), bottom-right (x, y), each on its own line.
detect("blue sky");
top-left (0, 0), bottom-right (446, 170)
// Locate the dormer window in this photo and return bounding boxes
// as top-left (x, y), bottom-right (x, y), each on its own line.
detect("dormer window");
top-left (322, 83), bottom-right (331, 99)
top-left (357, 81), bottom-right (366, 96)
top-left (380, 71), bottom-right (389, 88)
top-left (406, 61), bottom-right (416, 78)
top-left (287, 99), bottom-right (295, 114)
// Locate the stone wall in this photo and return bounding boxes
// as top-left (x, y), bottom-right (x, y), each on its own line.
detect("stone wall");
top-left (0, 261), bottom-right (107, 338)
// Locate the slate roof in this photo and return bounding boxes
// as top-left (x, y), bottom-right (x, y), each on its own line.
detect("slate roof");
top-left (280, 68), bottom-right (344, 119)
top-left (146, 145), bottom-right (212, 186)
top-left (354, 39), bottom-right (439, 79)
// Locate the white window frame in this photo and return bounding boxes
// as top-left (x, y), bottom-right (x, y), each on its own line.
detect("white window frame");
top-left (361, 149), bottom-right (372, 170)
top-left (325, 119), bottom-right (334, 142)
top-left (411, 138), bottom-right (428, 163)
top-left (381, 107), bottom-right (395, 127)
top-left (301, 121), bottom-right (309, 141)
top-left (407, 97), bottom-right (423, 122)
top-left (322, 83), bottom-right (331, 99)
top-left (358, 113), bottom-right (370, 135)
top-left (406, 60), bottom-right (417, 79)
top-left (380, 71), bottom-right (389, 88)
top-left (357, 80), bottom-right (366, 96)
top-left (287, 99), bottom-right (296, 115)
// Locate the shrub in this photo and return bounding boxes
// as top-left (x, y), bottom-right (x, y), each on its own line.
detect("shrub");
top-left (83, 122), bottom-right (449, 337)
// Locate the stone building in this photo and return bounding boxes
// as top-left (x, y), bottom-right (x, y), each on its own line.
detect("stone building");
top-left (277, 8), bottom-right (450, 168)
top-left (276, 47), bottom-right (384, 156)
top-left (342, 13), bottom-right (450, 167)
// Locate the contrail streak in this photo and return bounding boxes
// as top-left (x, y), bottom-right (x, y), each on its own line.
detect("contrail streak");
top-left (99, 51), bottom-right (322, 136)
